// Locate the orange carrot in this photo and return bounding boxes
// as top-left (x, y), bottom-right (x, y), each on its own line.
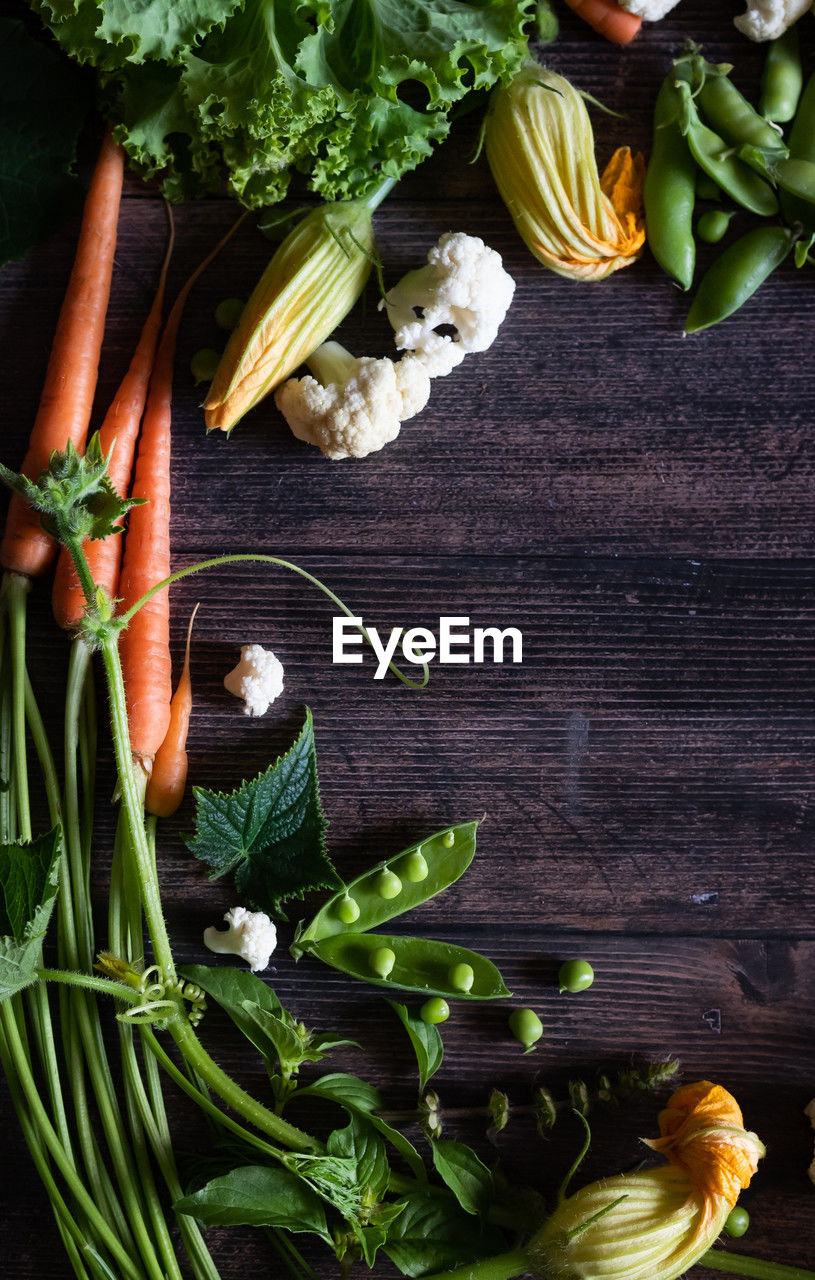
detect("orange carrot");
top-left (563, 0), bottom-right (642, 43)
top-left (52, 216), bottom-right (175, 631)
top-left (118, 215), bottom-right (246, 762)
top-left (1, 131), bottom-right (124, 578)
top-left (145, 604), bottom-right (198, 817)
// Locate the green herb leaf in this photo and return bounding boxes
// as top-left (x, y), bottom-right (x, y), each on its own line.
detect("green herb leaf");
top-left (431, 1140), bottom-right (493, 1217)
top-left (296, 1073), bottom-right (426, 1183)
top-left (0, 19), bottom-right (90, 268)
top-left (174, 1164), bottom-right (333, 1244)
top-left (327, 1112), bottom-right (390, 1202)
top-left (0, 826), bottom-right (63, 1001)
top-left (384, 1187), bottom-right (508, 1277)
top-left (184, 709), bottom-right (339, 916)
top-left (388, 1001), bottom-right (443, 1091)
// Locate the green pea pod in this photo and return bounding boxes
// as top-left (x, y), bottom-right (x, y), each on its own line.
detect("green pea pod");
top-left (760, 27), bottom-right (803, 125)
top-left (293, 821), bottom-right (478, 952)
top-left (675, 81), bottom-right (778, 217)
top-left (743, 151), bottom-right (815, 209)
top-left (685, 225), bottom-right (794, 333)
top-left (781, 74), bottom-right (815, 234)
top-left (304, 931), bottom-right (511, 1000)
top-left (675, 52), bottom-right (787, 155)
top-left (644, 77), bottom-right (696, 290)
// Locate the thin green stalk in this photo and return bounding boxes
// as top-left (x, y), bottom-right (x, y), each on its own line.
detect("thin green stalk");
top-left (422, 1248), bottom-right (529, 1280)
top-left (6, 572), bottom-right (31, 838)
top-left (703, 1249), bottom-right (815, 1280)
top-left (0, 642), bottom-right (12, 842)
top-left (65, 638), bottom-right (93, 963)
top-left (0, 1000), bottom-right (144, 1280)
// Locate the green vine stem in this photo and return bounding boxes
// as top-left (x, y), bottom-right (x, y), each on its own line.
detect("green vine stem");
top-left (703, 1248), bottom-right (815, 1280)
top-left (423, 1247), bottom-right (530, 1280)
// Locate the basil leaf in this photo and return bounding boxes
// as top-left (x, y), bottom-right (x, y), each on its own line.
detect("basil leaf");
top-left (296, 1073), bottom-right (426, 1182)
top-left (388, 1001), bottom-right (443, 1091)
top-left (0, 826), bottom-right (62, 1001)
top-left (184, 709), bottom-right (340, 917)
top-left (327, 1112), bottom-right (390, 1201)
top-left (431, 1140), bottom-right (493, 1217)
top-left (174, 1164), bottom-right (333, 1244)
top-left (384, 1187), bottom-right (508, 1277)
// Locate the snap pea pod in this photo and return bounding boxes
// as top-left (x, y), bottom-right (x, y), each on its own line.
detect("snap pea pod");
top-left (674, 81), bottom-right (778, 217)
top-left (743, 151), bottom-right (815, 209)
top-left (644, 77), bottom-right (697, 290)
top-left (781, 73), bottom-right (815, 234)
top-left (760, 27), bottom-right (803, 124)
top-left (685, 225), bottom-right (794, 333)
top-left (303, 931), bottom-right (511, 1000)
top-left (294, 821), bottom-right (478, 951)
top-left (675, 53), bottom-right (787, 155)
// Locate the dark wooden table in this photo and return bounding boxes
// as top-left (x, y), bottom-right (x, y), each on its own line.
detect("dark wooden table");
top-left (2, 2), bottom-right (815, 1276)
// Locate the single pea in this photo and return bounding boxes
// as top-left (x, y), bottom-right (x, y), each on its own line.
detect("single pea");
top-left (695, 171), bottom-right (722, 202)
top-left (190, 348), bottom-right (220, 385)
top-left (376, 869), bottom-right (402, 900)
top-left (214, 297), bottom-right (245, 331)
top-left (724, 1207), bottom-right (750, 1238)
top-left (442, 831), bottom-right (455, 847)
top-left (509, 1007), bottom-right (543, 1051)
top-left (697, 209), bottom-right (734, 245)
top-left (370, 947), bottom-right (396, 980)
top-left (401, 850), bottom-right (429, 883)
top-left (420, 997), bottom-right (450, 1024)
top-left (336, 894), bottom-right (360, 924)
top-left (449, 962), bottom-right (474, 993)
top-left (558, 959), bottom-right (595, 994)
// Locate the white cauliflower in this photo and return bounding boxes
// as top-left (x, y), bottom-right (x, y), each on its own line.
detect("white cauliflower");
top-left (381, 232), bottom-right (515, 376)
top-left (224, 644), bottom-right (284, 717)
top-left (735, 0), bottom-right (812, 40)
top-left (203, 906), bottom-right (277, 972)
top-left (618, 0), bottom-right (682, 17)
top-left (274, 340), bottom-right (430, 460)
top-left (807, 1098), bottom-right (815, 1184)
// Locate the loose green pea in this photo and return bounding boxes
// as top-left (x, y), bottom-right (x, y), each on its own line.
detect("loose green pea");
top-left (724, 1206), bottom-right (750, 1238)
top-left (696, 210), bottom-right (734, 245)
top-left (420, 997), bottom-right (450, 1024)
top-left (190, 348), bottom-right (220, 385)
top-left (376, 869), bottom-right (402, 900)
top-left (509, 1007), bottom-right (543, 1052)
top-left (401, 850), bottom-right (429, 883)
top-left (336, 894), bottom-right (360, 924)
top-left (371, 947), bottom-right (396, 979)
top-left (214, 297), bottom-right (245, 331)
top-left (449, 962), bottom-right (474, 993)
top-left (695, 171), bottom-right (721, 202)
top-left (442, 831), bottom-right (455, 848)
top-left (558, 959), bottom-right (595, 994)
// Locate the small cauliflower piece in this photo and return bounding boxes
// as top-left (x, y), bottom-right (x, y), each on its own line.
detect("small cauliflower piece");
top-left (735, 0), bottom-right (812, 40)
top-left (204, 906), bottom-right (277, 972)
top-left (381, 232), bottom-right (515, 375)
top-left (224, 644), bottom-right (284, 717)
top-left (618, 0), bottom-right (682, 17)
top-left (275, 341), bottom-right (430, 460)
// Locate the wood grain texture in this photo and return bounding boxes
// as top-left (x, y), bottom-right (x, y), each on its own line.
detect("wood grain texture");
top-left (2, 0), bottom-right (815, 1277)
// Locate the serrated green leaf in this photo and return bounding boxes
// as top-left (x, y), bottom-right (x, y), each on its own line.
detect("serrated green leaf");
top-left (0, 827), bottom-right (63, 1001)
top-left (296, 1073), bottom-right (427, 1183)
top-left (174, 1164), bottom-right (333, 1243)
top-left (431, 1139), bottom-right (493, 1217)
top-left (384, 1187), bottom-right (508, 1277)
top-left (97, 0), bottom-right (243, 65)
top-left (184, 709), bottom-right (339, 917)
top-left (388, 1001), bottom-right (443, 1091)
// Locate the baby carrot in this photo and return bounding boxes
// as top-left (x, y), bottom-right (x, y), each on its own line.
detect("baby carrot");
top-left (145, 604), bottom-right (198, 817)
top-left (1, 132), bottom-right (124, 578)
top-left (52, 215), bottom-right (174, 631)
top-left (563, 0), bottom-right (642, 43)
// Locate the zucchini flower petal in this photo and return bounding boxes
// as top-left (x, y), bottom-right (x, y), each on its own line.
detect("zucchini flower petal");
top-left (485, 64), bottom-right (646, 281)
top-left (528, 1081), bottom-right (764, 1280)
top-left (204, 201), bottom-right (375, 433)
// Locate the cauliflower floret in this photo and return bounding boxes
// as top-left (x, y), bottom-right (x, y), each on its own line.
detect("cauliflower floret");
top-left (275, 341), bottom-right (431, 460)
top-left (618, 0), bottom-right (682, 17)
top-left (381, 232), bottom-right (515, 374)
top-left (735, 0), bottom-right (812, 40)
top-left (203, 906), bottom-right (277, 972)
top-left (224, 644), bottom-right (284, 717)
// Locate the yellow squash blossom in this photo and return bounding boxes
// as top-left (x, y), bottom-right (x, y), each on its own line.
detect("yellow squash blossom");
top-left (485, 64), bottom-right (646, 282)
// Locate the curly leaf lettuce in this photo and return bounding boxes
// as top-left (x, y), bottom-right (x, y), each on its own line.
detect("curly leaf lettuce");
top-left (30, 0), bottom-right (532, 206)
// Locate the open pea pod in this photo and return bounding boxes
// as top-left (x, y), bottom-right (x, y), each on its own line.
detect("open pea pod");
top-left (304, 931), bottom-right (511, 1000)
top-left (293, 821), bottom-right (479, 953)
